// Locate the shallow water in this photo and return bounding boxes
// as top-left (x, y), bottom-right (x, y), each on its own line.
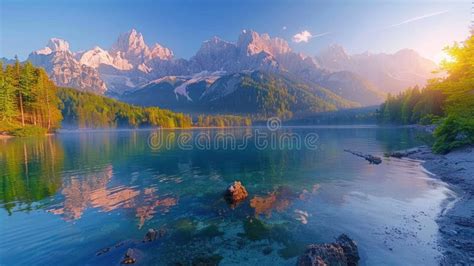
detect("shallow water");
top-left (0, 126), bottom-right (451, 265)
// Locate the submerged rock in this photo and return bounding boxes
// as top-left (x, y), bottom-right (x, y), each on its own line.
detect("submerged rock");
top-left (143, 228), bottom-right (166, 242)
top-left (173, 218), bottom-right (197, 244)
top-left (191, 254), bottom-right (223, 266)
top-left (121, 248), bottom-right (136, 264)
top-left (224, 181), bottom-right (248, 206)
top-left (196, 224), bottom-right (224, 239)
top-left (242, 217), bottom-right (270, 241)
top-left (96, 247), bottom-right (111, 256)
top-left (297, 234), bottom-right (360, 266)
top-left (279, 242), bottom-right (307, 260)
top-left (262, 246), bottom-right (273, 255)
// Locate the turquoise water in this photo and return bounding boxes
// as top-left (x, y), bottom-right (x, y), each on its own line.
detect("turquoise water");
top-left (0, 126), bottom-right (451, 265)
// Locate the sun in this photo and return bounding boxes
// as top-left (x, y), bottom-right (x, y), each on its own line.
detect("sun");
top-left (433, 50), bottom-right (455, 65)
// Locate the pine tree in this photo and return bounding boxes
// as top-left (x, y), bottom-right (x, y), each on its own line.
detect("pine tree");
top-left (1, 64), bottom-right (19, 122)
top-left (19, 61), bottom-right (36, 124)
top-left (13, 56), bottom-right (26, 126)
top-left (0, 62), bottom-right (18, 122)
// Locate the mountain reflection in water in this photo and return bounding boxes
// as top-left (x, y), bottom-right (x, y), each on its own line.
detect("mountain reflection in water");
top-left (47, 165), bottom-right (178, 227)
top-left (0, 127), bottom-right (451, 265)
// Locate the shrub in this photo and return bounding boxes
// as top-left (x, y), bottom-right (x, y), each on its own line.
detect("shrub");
top-left (419, 114), bottom-right (441, 125)
top-left (433, 116), bottom-right (474, 154)
top-left (8, 126), bottom-right (48, 137)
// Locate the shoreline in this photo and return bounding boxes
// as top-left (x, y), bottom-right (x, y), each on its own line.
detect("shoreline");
top-left (0, 135), bottom-right (14, 140)
top-left (0, 133), bottom-right (55, 139)
top-left (405, 145), bottom-right (474, 265)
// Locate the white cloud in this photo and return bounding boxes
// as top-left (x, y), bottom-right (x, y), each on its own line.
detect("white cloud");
top-left (292, 30), bottom-right (330, 43)
top-left (282, 26), bottom-right (287, 31)
top-left (292, 30), bottom-right (312, 43)
top-left (387, 10), bottom-right (448, 28)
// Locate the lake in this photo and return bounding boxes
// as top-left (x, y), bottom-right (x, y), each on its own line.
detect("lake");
top-left (0, 126), bottom-right (452, 265)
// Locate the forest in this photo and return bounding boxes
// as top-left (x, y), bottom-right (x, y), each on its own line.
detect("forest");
top-left (377, 34), bottom-right (474, 153)
top-left (0, 60), bottom-right (252, 135)
top-left (0, 60), bottom-right (62, 136)
top-left (59, 88), bottom-right (252, 129)
top-left (58, 87), bottom-right (193, 129)
top-left (196, 114), bottom-right (252, 127)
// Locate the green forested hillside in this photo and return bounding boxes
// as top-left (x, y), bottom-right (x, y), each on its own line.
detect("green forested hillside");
top-left (58, 87), bottom-right (192, 128)
top-left (122, 71), bottom-right (359, 118)
top-left (201, 71), bottom-right (359, 118)
top-left (377, 34), bottom-right (474, 153)
top-left (59, 88), bottom-right (252, 129)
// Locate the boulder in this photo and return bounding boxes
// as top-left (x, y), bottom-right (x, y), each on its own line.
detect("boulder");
top-left (297, 234), bottom-right (360, 266)
top-left (143, 228), bottom-right (166, 242)
top-left (224, 181), bottom-right (248, 205)
top-left (144, 228), bottom-right (158, 242)
top-left (121, 248), bottom-right (136, 264)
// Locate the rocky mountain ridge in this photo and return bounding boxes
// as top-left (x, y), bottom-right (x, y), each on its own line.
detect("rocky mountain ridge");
top-left (21, 29), bottom-right (437, 108)
top-left (315, 44), bottom-right (438, 93)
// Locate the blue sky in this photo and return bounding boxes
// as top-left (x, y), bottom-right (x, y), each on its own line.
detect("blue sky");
top-left (0, 0), bottom-right (471, 62)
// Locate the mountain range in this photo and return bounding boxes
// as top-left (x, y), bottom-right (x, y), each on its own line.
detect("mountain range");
top-left (10, 29), bottom-right (438, 116)
top-left (314, 44), bottom-right (438, 94)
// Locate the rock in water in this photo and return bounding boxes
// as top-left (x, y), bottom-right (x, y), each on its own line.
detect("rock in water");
top-left (121, 248), bottom-right (136, 264)
top-left (297, 234), bottom-right (360, 266)
top-left (336, 234), bottom-right (360, 266)
top-left (224, 181), bottom-right (248, 206)
top-left (144, 228), bottom-right (166, 242)
top-left (144, 228), bottom-right (158, 242)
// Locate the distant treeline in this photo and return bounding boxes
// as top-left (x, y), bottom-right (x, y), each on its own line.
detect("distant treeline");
top-left (58, 87), bottom-right (193, 128)
top-left (377, 34), bottom-right (474, 153)
top-left (287, 106), bottom-right (378, 125)
top-left (0, 60), bottom-right (62, 135)
top-left (59, 88), bottom-right (253, 129)
top-left (376, 86), bottom-right (445, 125)
top-left (196, 115), bottom-right (252, 127)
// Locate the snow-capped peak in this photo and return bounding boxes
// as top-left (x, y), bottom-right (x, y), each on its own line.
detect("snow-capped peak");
top-left (34, 38), bottom-right (71, 55)
top-left (47, 38), bottom-right (70, 52)
top-left (150, 43), bottom-right (173, 60)
top-left (109, 29), bottom-right (174, 68)
top-left (112, 28), bottom-right (148, 54)
top-left (238, 29), bottom-right (291, 56)
top-left (79, 46), bottom-right (114, 68)
top-left (78, 45), bottom-right (133, 70)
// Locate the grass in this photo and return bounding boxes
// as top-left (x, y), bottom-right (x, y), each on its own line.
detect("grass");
top-left (0, 122), bottom-right (48, 137)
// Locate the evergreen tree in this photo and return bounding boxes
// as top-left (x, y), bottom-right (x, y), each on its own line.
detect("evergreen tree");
top-left (19, 61), bottom-right (37, 124)
top-left (0, 62), bottom-right (17, 122)
top-left (13, 57), bottom-right (26, 126)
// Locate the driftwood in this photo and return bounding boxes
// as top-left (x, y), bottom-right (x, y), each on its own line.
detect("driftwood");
top-left (344, 149), bottom-right (382, 164)
top-left (384, 148), bottom-right (420, 158)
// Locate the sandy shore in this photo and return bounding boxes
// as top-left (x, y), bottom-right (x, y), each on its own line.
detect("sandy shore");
top-left (404, 145), bottom-right (474, 265)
